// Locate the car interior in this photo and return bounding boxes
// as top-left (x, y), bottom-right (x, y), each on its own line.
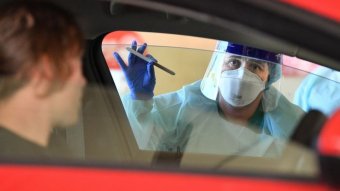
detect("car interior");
top-left (1, 0), bottom-right (340, 184)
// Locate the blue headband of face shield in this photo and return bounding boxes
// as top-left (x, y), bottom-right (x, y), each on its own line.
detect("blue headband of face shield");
top-left (226, 43), bottom-right (281, 64)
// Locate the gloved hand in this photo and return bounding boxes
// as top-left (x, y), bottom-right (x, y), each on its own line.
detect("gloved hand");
top-left (113, 41), bottom-right (156, 100)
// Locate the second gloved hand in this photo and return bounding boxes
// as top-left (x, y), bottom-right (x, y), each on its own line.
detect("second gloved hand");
top-left (113, 41), bottom-right (156, 100)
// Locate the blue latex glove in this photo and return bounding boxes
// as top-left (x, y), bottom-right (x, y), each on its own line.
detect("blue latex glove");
top-left (113, 41), bottom-right (156, 100)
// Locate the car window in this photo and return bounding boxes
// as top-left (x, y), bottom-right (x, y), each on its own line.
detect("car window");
top-left (100, 31), bottom-right (340, 177)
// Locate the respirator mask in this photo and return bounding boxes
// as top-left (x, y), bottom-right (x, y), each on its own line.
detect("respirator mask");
top-left (219, 61), bottom-right (266, 107)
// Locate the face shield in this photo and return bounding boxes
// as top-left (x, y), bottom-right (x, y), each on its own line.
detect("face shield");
top-left (201, 41), bottom-right (282, 111)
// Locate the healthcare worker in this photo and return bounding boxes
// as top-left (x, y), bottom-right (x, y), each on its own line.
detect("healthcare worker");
top-left (294, 67), bottom-right (340, 116)
top-left (113, 40), bottom-right (304, 156)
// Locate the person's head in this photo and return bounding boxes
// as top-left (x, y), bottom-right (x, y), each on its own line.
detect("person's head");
top-left (217, 42), bottom-right (282, 121)
top-left (0, 1), bottom-right (85, 127)
top-left (217, 42), bottom-right (282, 108)
top-left (201, 41), bottom-right (282, 121)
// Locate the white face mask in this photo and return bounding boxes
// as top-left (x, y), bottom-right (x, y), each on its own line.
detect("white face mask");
top-left (219, 67), bottom-right (265, 107)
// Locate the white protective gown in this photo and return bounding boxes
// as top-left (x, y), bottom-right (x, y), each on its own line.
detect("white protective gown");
top-left (122, 80), bottom-right (304, 157)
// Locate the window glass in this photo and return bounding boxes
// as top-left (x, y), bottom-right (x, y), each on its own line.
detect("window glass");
top-left (100, 31), bottom-right (340, 177)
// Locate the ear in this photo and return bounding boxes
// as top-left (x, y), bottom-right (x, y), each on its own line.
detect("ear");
top-left (31, 56), bottom-right (55, 97)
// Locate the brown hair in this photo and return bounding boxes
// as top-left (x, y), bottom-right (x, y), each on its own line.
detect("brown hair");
top-left (0, 1), bottom-right (84, 99)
